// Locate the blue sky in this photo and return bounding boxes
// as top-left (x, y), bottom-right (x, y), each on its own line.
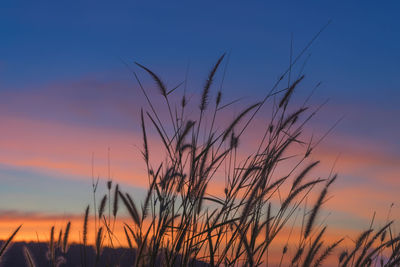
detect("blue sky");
top-left (1, 1), bottom-right (399, 137)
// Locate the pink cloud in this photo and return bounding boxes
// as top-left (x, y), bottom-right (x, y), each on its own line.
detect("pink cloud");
top-left (1, 75), bottom-right (400, 233)
top-left (0, 115), bottom-right (150, 187)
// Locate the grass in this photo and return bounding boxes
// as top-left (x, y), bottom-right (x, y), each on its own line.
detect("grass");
top-left (1, 37), bottom-right (400, 267)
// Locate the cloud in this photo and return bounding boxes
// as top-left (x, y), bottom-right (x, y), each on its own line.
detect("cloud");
top-left (0, 77), bottom-right (143, 129)
top-left (1, 75), bottom-right (400, 233)
top-left (0, 115), bottom-right (151, 188)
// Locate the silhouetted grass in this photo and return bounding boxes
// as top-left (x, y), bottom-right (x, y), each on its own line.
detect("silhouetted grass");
top-left (1, 31), bottom-right (400, 266)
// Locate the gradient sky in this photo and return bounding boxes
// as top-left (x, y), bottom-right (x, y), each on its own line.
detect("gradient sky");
top-left (1, 1), bottom-right (400, 241)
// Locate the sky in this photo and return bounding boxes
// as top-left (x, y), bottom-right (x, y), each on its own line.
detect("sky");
top-left (1, 1), bottom-right (400, 242)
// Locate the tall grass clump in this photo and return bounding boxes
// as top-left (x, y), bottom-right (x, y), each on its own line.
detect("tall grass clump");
top-left (109, 48), bottom-right (399, 266)
top-left (118, 49), bottom-right (335, 266)
top-left (62, 42), bottom-right (399, 266)
top-left (16, 28), bottom-right (400, 267)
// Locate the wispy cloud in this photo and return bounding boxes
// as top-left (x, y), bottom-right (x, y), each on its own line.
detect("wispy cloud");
top-left (1, 75), bottom-right (400, 234)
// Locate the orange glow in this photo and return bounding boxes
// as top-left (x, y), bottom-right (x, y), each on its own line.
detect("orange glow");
top-left (1, 109), bottom-right (400, 262)
top-left (0, 211), bottom-right (365, 267)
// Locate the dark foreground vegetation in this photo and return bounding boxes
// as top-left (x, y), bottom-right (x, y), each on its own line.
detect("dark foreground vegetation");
top-left (1, 30), bottom-right (400, 266)
top-left (0, 242), bottom-right (209, 267)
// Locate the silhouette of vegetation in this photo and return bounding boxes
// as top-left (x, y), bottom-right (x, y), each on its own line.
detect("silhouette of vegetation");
top-left (2, 27), bottom-right (400, 267)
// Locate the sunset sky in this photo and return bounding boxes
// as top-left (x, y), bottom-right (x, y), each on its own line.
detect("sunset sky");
top-left (1, 1), bottom-right (400, 242)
